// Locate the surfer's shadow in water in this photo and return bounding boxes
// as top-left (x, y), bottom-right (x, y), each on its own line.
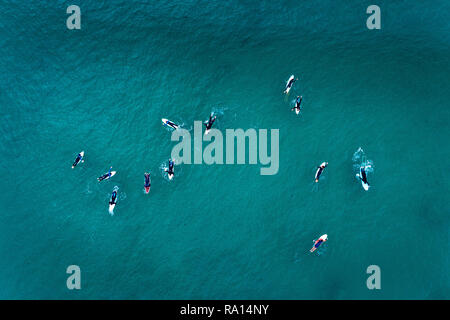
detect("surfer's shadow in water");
top-left (84, 181), bottom-right (94, 195)
top-left (294, 251), bottom-right (303, 264)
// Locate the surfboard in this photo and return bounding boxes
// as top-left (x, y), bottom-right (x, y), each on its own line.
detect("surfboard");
top-left (162, 118), bottom-right (179, 130)
top-left (108, 201), bottom-right (116, 215)
top-left (361, 178), bottom-right (369, 191)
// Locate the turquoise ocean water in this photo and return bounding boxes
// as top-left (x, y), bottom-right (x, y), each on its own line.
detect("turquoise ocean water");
top-left (0, 0), bottom-right (449, 299)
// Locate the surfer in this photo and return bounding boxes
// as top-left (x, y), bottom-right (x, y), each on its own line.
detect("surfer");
top-left (162, 118), bottom-right (179, 130)
top-left (314, 162), bottom-right (328, 183)
top-left (356, 164), bottom-right (371, 190)
top-left (144, 172), bottom-right (151, 193)
top-left (204, 113), bottom-right (217, 134)
top-left (291, 96), bottom-right (302, 113)
top-left (109, 187), bottom-right (118, 214)
top-left (109, 189), bottom-right (117, 206)
top-left (284, 75), bottom-right (298, 94)
top-left (98, 166), bottom-right (113, 182)
top-left (165, 159), bottom-right (175, 180)
top-left (310, 234), bottom-right (328, 253)
top-left (360, 165), bottom-right (369, 185)
top-left (72, 151), bottom-right (84, 168)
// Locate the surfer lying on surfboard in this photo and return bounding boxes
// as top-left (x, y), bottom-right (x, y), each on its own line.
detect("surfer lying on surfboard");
top-left (284, 75), bottom-right (298, 94)
top-left (144, 172), bottom-right (151, 194)
top-left (72, 151), bottom-right (84, 168)
top-left (291, 96), bottom-right (302, 114)
top-left (310, 234), bottom-right (328, 252)
top-left (356, 164), bottom-right (371, 191)
top-left (98, 166), bottom-right (115, 182)
top-left (315, 162), bottom-right (328, 183)
top-left (162, 118), bottom-right (179, 130)
top-left (204, 113), bottom-right (217, 135)
top-left (165, 159), bottom-right (175, 180)
top-left (109, 187), bottom-right (118, 215)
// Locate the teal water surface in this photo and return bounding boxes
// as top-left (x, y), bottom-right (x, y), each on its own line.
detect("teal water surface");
top-left (0, 0), bottom-right (449, 299)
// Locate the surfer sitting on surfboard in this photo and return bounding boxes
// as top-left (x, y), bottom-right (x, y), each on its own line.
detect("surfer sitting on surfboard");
top-left (315, 162), bottom-right (328, 183)
top-left (165, 159), bottom-right (174, 179)
top-left (291, 96), bottom-right (302, 113)
top-left (98, 166), bottom-right (113, 182)
top-left (204, 113), bottom-right (217, 133)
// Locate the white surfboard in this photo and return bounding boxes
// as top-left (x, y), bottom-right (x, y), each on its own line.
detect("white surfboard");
top-left (319, 234), bottom-right (328, 241)
top-left (361, 179), bottom-right (370, 191)
top-left (162, 118), bottom-right (179, 130)
top-left (295, 108), bottom-right (300, 115)
top-left (108, 202), bottom-right (116, 215)
top-left (204, 128), bottom-right (210, 135)
top-left (168, 173), bottom-right (174, 180)
top-left (284, 75), bottom-right (294, 94)
top-left (107, 171), bottom-right (117, 179)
